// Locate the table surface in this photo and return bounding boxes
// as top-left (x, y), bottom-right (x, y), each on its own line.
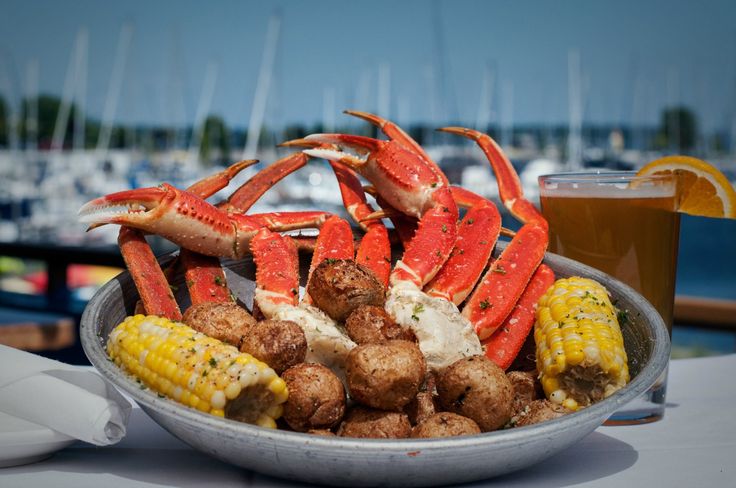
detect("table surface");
top-left (2, 354), bottom-right (734, 488)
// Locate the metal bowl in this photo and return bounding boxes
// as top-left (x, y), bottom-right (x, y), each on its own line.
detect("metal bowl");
top-left (81, 243), bottom-right (670, 487)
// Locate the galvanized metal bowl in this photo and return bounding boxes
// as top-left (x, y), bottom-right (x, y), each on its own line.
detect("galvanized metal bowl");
top-left (81, 244), bottom-right (670, 487)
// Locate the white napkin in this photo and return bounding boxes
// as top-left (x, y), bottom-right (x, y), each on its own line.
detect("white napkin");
top-left (0, 344), bottom-right (131, 445)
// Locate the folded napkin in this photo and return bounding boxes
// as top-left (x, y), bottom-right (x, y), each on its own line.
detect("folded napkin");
top-left (0, 344), bottom-right (131, 445)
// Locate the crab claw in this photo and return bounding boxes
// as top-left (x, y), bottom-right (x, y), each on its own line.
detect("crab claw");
top-left (78, 186), bottom-right (171, 227)
top-left (79, 183), bottom-right (239, 258)
top-left (294, 132), bottom-right (458, 289)
top-left (294, 134), bottom-right (446, 220)
top-left (297, 134), bottom-right (383, 170)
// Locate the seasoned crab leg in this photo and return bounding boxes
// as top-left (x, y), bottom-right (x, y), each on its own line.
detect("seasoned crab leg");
top-left (330, 163), bottom-right (391, 287)
top-left (182, 153), bottom-right (311, 305)
top-left (293, 133), bottom-right (459, 290)
top-left (424, 198), bottom-right (501, 305)
top-left (335, 113), bottom-right (506, 308)
top-left (79, 183), bottom-right (331, 259)
top-left (118, 159), bottom-right (258, 317)
top-left (440, 127), bottom-right (549, 341)
top-left (483, 263), bottom-right (555, 369)
top-left (250, 227), bottom-right (356, 376)
top-left (302, 215), bottom-right (356, 305)
top-left (118, 227), bottom-right (183, 319)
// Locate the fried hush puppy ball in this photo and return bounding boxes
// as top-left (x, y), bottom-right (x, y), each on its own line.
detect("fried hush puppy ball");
top-left (282, 363), bottom-right (346, 432)
top-left (506, 370), bottom-right (542, 418)
top-left (337, 406), bottom-right (412, 439)
top-left (346, 340), bottom-right (426, 411)
top-left (182, 301), bottom-right (255, 348)
top-left (307, 259), bottom-right (386, 322)
top-left (410, 412), bottom-right (481, 438)
top-left (239, 320), bottom-right (307, 375)
top-left (436, 356), bottom-right (514, 432)
top-left (345, 305), bottom-right (416, 345)
top-left (404, 374), bottom-right (438, 425)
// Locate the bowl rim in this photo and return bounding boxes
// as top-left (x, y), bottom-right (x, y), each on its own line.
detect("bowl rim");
top-left (81, 244), bottom-right (670, 452)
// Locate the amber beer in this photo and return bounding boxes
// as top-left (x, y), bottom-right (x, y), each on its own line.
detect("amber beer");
top-left (538, 172), bottom-right (679, 424)
top-left (540, 190), bottom-right (680, 331)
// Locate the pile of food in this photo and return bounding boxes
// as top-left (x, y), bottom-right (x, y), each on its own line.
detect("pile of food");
top-left (82, 112), bottom-right (630, 438)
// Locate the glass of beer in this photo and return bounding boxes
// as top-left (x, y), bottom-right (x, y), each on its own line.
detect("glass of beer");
top-left (538, 171), bottom-right (679, 424)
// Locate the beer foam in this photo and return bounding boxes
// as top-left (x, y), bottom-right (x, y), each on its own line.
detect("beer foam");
top-left (540, 182), bottom-right (676, 199)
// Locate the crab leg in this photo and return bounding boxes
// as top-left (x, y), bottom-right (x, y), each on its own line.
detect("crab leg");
top-left (420, 185), bottom-right (504, 305)
top-left (79, 183), bottom-right (331, 259)
top-left (303, 215), bottom-right (356, 304)
top-left (482, 264), bottom-right (555, 369)
top-left (352, 150), bottom-right (502, 304)
top-left (342, 111), bottom-right (439, 251)
top-left (118, 227), bottom-right (182, 319)
top-left (250, 228), bottom-right (356, 375)
top-left (181, 153), bottom-right (311, 306)
top-left (250, 229), bottom-right (301, 316)
top-left (440, 127), bottom-right (548, 341)
top-left (344, 110), bottom-right (446, 184)
top-left (117, 160), bottom-right (258, 317)
top-left (178, 160), bottom-right (263, 306)
top-left (424, 199), bottom-right (501, 305)
top-left (185, 159), bottom-right (258, 201)
top-left (359, 189), bottom-right (417, 250)
top-left (330, 163), bottom-right (391, 286)
top-left (294, 133), bottom-right (458, 290)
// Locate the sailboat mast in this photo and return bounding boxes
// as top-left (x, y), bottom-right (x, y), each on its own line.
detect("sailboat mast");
top-left (475, 61), bottom-right (495, 132)
top-left (96, 23), bottom-right (133, 160)
top-left (377, 63), bottom-right (391, 118)
top-left (322, 86), bottom-right (335, 133)
top-left (0, 53), bottom-right (20, 155)
top-left (567, 49), bottom-right (583, 170)
top-left (500, 79), bottom-right (514, 149)
top-left (73, 28), bottom-right (88, 151)
top-left (242, 13), bottom-right (281, 160)
top-left (25, 59), bottom-right (39, 154)
top-left (51, 28), bottom-right (86, 151)
top-left (188, 61), bottom-right (218, 164)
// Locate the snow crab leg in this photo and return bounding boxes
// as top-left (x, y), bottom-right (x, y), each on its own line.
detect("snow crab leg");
top-left (329, 163), bottom-right (391, 287)
top-left (117, 159), bottom-right (258, 318)
top-left (250, 222), bottom-right (357, 376)
top-left (181, 152), bottom-right (312, 306)
top-left (336, 112), bottom-right (504, 301)
top-left (81, 154), bottom-right (321, 317)
top-left (293, 133), bottom-right (459, 291)
top-left (79, 183), bottom-right (331, 260)
top-left (439, 127), bottom-right (549, 341)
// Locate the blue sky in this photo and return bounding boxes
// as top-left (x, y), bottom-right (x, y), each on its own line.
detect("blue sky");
top-left (1, 0), bottom-right (735, 132)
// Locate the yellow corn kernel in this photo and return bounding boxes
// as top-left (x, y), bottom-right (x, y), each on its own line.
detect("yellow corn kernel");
top-left (534, 277), bottom-right (630, 410)
top-left (106, 315), bottom-right (288, 427)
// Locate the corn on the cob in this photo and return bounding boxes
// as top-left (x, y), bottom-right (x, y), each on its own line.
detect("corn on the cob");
top-left (534, 277), bottom-right (629, 411)
top-left (107, 314), bottom-right (288, 428)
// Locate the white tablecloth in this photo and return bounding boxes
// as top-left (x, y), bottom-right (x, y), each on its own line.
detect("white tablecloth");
top-left (2, 355), bottom-right (735, 487)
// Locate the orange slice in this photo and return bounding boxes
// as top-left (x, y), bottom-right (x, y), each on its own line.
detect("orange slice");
top-left (637, 156), bottom-right (736, 219)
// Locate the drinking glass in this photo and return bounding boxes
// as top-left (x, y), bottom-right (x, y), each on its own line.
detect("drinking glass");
top-left (538, 171), bottom-right (679, 424)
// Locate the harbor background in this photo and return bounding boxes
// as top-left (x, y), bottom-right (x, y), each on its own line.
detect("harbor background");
top-left (0, 0), bottom-right (735, 361)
